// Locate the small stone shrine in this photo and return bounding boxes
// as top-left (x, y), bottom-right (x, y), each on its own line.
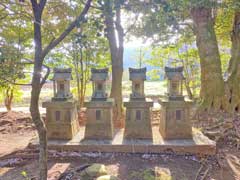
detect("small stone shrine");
top-left (84, 68), bottom-right (115, 139)
top-left (42, 68), bottom-right (79, 139)
top-left (159, 66), bottom-right (192, 139)
top-left (124, 67), bottom-right (153, 139)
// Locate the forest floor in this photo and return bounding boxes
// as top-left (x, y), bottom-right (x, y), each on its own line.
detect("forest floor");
top-left (0, 110), bottom-right (239, 180)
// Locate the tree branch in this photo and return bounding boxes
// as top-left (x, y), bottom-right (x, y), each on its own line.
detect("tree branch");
top-left (30, 0), bottom-right (38, 10)
top-left (22, 58), bottom-right (50, 87)
top-left (40, 62), bottom-right (50, 87)
top-left (80, 0), bottom-right (101, 10)
top-left (124, 13), bottom-right (139, 36)
top-left (41, 0), bottom-right (92, 59)
top-left (39, 0), bottom-right (47, 11)
top-left (0, 78), bottom-right (32, 86)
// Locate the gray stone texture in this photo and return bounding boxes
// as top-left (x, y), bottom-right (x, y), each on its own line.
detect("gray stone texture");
top-left (90, 68), bottom-right (109, 101)
top-left (42, 100), bottom-right (79, 139)
top-left (124, 99), bottom-right (153, 139)
top-left (159, 98), bottom-right (193, 139)
top-left (124, 67), bottom-right (153, 139)
top-left (84, 98), bottom-right (115, 140)
top-left (159, 66), bottom-right (193, 139)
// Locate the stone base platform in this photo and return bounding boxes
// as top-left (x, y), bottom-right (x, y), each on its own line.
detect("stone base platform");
top-left (29, 126), bottom-right (216, 155)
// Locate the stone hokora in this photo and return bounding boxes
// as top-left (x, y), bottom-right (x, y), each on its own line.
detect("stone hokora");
top-left (42, 68), bottom-right (79, 140)
top-left (84, 68), bottom-right (115, 140)
top-left (124, 67), bottom-right (153, 139)
top-left (159, 66), bottom-right (193, 139)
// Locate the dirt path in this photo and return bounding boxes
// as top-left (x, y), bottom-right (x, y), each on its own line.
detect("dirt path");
top-left (0, 111), bottom-right (36, 157)
top-left (0, 133), bottom-right (35, 157)
top-left (0, 107), bottom-right (45, 113)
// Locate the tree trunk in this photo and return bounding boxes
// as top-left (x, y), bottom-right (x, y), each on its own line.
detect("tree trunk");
top-left (29, 1), bottom-right (91, 179)
top-left (83, 53), bottom-right (90, 103)
top-left (30, 2), bottom-right (48, 179)
top-left (180, 55), bottom-right (193, 99)
top-left (73, 45), bottom-right (81, 108)
top-left (4, 87), bottom-right (13, 111)
top-left (30, 77), bottom-right (48, 180)
top-left (79, 48), bottom-right (84, 108)
top-left (104, 1), bottom-right (124, 127)
top-left (184, 80), bottom-right (193, 99)
top-left (191, 7), bottom-right (226, 110)
top-left (226, 12), bottom-right (240, 112)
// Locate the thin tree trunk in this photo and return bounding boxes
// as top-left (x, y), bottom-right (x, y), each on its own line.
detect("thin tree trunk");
top-left (179, 51), bottom-right (193, 99)
top-left (30, 1), bottom-right (48, 179)
top-left (29, 1), bottom-right (92, 179)
top-left (184, 80), bottom-right (193, 99)
top-left (4, 87), bottom-right (13, 111)
top-left (73, 45), bottom-right (81, 108)
top-left (226, 12), bottom-right (240, 112)
top-left (79, 48), bottom-right (84, 108)
top-left (83, 53), bottom-right (89, 101)
top-left (191, 7), bottom-right (226, 110)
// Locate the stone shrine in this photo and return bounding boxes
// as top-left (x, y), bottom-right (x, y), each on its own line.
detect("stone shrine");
top-left (124, 67), bottom-right (153, 139)
top-left (159, 66), bottom-right (192, 139)
top-left (42, 68), bottom-right (79, 139)
top-left (84, 68), bottom-right (115, 139)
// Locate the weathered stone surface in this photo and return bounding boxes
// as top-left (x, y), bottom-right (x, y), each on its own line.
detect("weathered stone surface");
top-left (80, 163), bottom-right (108, 179)
top-left (165, 66), bottom-right (185, 99)
top-left (129, 67), bottom-right (146, 100)
top-left (124, 68), bottom-right (153, 139)
top-left (90, 68), bottom-right (109, 101)
top-left (96, 175), bottom-right (120, 180)
top-left (52, 68), bottom-right (73, 101)
top-left (43, 99), bottom-right (79, 140)
top-left (159, 66), bottom-right (193, 140)
top-left (30, 127), bottom-right (216, 155)
top-left (159, 98), bottom-right (193, 139)
top-left (84, 99), bottom-right (114, 139)
top-left (124, 99), bottom-right (153, 139)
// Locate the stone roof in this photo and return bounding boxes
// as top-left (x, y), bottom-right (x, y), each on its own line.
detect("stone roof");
top-left (165, 66), bottom-right (185, 80)
top-left (129, 67), bottom-right (146, 81)
top-left (52, 68), bottom-right (72, 80)
top-left (90, 68), bottom-right (108, 81)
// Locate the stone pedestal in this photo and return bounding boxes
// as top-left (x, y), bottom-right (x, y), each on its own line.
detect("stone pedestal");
top-left (84, 98), bottom-right (114, 139)
top-left (124, 99), bottom-right (153, 139)
top-left (159, 98), bottom-right (193, 139)
top-left (42, 100), bottom-right (79, 140)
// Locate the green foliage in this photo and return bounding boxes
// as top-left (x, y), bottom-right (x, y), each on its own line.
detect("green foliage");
top-left (0, 44), bottom-right (25, 108)
top-left (129, 169), bottom-right (173, 180)
top-left (147, 69), bottom-right (161, 81)
top-left (21, 170), bottom-right (31, 180)
top-left (144, 35), bottom-right (201, 97)
top-left (0, 45), bottom-right (25, 86)
top-left (71, 83), bottom-right (92, 98)
top-left (0, 86), bottom-right (23, 102)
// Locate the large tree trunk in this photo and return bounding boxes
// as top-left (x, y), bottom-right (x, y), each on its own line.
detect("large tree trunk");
top-left (226, 12), bottom-right (240, 112)
top-left (191, 7), bottom-right (226, 110)
top-left (104, 1), bottom-right (124, 127)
